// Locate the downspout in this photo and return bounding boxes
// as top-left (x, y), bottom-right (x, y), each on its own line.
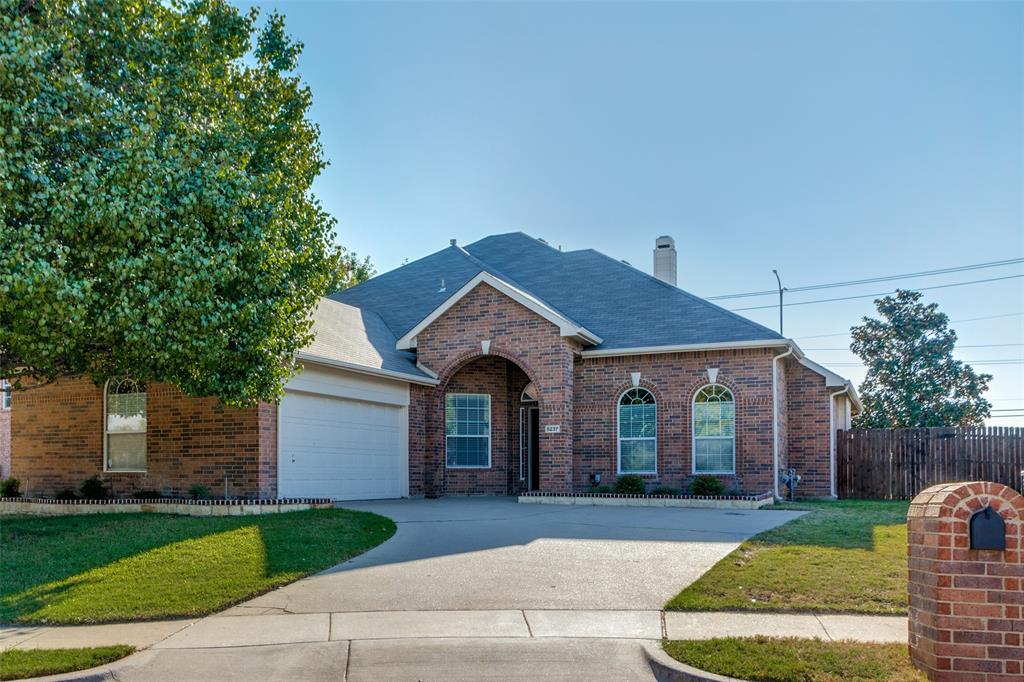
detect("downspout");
top-left (828, 387), bottom-right (848, 499)
top-left (772, 347), bottom-right (794, 500)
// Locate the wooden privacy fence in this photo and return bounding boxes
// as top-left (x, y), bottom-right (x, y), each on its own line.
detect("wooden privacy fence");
top-left (836, 427), bottom-right (1024, 500)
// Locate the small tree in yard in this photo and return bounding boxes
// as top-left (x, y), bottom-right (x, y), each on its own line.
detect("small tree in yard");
top-left (0, 0), bottom-right (353, 406)
top-left (850, 290), bottom-right (991, 428)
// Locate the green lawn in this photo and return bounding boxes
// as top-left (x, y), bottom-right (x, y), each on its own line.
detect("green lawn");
top-left (667, 500), bottom-right (909, 614)
top-left (664, 637), bottom-right (924, 682)
top-left (0, 509), bottom-right (395, 624)
top-left (0, 646), bottom-right (135, 681)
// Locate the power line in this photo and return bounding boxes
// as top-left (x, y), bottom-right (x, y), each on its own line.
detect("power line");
top-left (794, 312), bottom-right (1024, 340)
top-left (824, 360), bottom-right (1024, 367)
top-left (804, 343), bottom-right (1024, 351)
top-left (730, 274), bottom-right (1024, 312)
top-left (708, 257), bottom-right (1024, 301)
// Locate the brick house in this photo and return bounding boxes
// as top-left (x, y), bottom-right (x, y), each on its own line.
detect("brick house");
top-left (5, 233), bottom-right (859, 500)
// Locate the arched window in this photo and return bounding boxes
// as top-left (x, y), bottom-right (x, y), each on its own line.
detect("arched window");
top-left (693, 385), bottom-right (735, 474)
top-left (618, 388), bottom-right (656, 474)
top-left (105, 378), bottom-right (147, 472)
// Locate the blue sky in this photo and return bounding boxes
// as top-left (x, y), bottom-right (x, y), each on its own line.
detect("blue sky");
top-left (242, 0), bottom-right (1023, 423)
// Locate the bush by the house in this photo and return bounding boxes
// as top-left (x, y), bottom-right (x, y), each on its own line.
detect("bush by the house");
top-left (690, 475), bottom-right (727, 496)
top-left (79, 476), bottom-right (109, 500)
top-left (0, 477), bottom-right (21, 498)
top-left (650, 485), bottom-right (681, 497)
top-left (613, 475), bottom-right (646, 495)
top-left (589, 484), bottom-right (614, 494)
top-left (55, 488), bottom-right (78, 501)
top-left (132, 489), bottom-right (163, 500)
top-left (188, 484), bottom-right (211, 500)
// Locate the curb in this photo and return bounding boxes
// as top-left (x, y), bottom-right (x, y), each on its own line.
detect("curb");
top-left (644, 643), bottom-right (745, 682)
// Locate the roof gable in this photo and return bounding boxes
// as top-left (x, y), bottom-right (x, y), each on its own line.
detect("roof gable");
top-left (396, 272), bottom-right (601, 349)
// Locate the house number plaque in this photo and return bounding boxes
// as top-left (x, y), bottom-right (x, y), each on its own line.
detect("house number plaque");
top-left (544, 425), bottom-right (561, 434)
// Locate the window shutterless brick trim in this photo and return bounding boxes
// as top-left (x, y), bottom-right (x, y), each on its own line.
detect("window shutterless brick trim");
top-left (10, 376), bottom-right (277, 499)
top-left (908, 481), bottom-right (1024, 682)
top-left (574, 350), bottom-right (775, 493)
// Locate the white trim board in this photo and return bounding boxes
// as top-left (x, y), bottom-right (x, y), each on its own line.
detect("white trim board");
top-left (297, 352), bottom-right (439, 386)
top-left (396, 272), bottom-right (602, 350)
top-left (580, 339), bottom-right (789, 358)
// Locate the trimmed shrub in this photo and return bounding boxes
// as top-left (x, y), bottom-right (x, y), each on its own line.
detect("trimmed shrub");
top-left (188, 484), bottom-right (211, 500)
top-left (55, 488), bottom-right (78, 501)
top-left (0, 477), bottom-right (21, 497)
top-left (690, 475), bottom-right (727, 496)
top-left (589, 484), bottom-right (614, 494)
top-left (79, 475), bottom-right (109, 500)
top-left (650, 486), bottom-right (681, 497)
top-left (132, 489), bottom-right (163, 500)
top-left (613, 474), bottom-right (646, 495)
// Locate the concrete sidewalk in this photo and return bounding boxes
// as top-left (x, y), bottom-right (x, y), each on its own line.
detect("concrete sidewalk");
top-left (664, 611), bottom-right (908, 643)
top-left (2, 611), bottom-right (908, 682)
top-left (0, 610), bottom-right (907, 651)
top-left (0, 620), bottom-right (194, 651)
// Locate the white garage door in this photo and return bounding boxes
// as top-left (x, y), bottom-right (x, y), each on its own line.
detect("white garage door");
top-left (279, 390), bottom-right (406, 500)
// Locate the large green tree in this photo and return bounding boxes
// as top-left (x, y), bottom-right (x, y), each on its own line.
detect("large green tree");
top-left (850, 290), bottom-right (991, 427)
top-left (0, 0), bottom-right (345, 405)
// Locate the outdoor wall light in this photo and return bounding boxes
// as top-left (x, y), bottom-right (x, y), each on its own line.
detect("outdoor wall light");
top-left (592, 472), bottom-right (602, 485)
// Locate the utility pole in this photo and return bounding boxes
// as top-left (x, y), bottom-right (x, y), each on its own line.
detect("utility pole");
top-left (772, 269), bottom-right (787, 336)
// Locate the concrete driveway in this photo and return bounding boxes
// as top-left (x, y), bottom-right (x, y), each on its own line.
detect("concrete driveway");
top-left (244, 497), bottom-right (802, 612)
top-left (44, 498), bottom-right (803, 681)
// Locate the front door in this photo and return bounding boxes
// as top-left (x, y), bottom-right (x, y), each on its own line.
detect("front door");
top-left (527, 407), bottom-right (540, 491)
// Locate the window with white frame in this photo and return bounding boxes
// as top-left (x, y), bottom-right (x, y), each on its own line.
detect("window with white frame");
top-left (618, 388), bottom-right (656, 474)
top-left (105, 378), bottom-right (147, 471)
top-left (445, 393), bottom-right (491, 468)
top-left (1, 380), bottom-right (10, 410)
top-left (693, 385), bottom-right (735, 473)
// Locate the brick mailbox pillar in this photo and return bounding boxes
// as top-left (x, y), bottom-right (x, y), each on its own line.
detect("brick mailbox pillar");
top-left (907, 481), bottom-right (1024, 681)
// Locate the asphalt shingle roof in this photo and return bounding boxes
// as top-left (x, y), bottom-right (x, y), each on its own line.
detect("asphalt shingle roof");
top-left (304, 298), bottom-right (430, 380)
top-left (330, 232), bottom-right (782, 352)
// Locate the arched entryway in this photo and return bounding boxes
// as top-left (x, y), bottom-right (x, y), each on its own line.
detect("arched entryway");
top-left (436, 354), bottom-right (543, 496)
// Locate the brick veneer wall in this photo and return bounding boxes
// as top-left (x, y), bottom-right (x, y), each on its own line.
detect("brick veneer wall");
top-left (409, 282), bottom-right (837, 497)
top-left (573, 348), bottom-right (779, 494)
top-left (10, 377), bottom-right (277, 498)
top-left (907, 481), bottom-right (1024, 681)
top-left (413, 282), bottom-right (578, 494)
top-left (438, 355), bottom-right (530, 495)
top-left (0, 403), bottom-right (10, 479)
top-left (784, 358), bottom-right (833, 498)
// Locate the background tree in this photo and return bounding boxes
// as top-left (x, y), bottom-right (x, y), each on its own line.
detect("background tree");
top-left (850, 290), bottom-right (991, 427)
top-left (0, 0), bottom-right (342, 406)
top-left (333, 249), bottom-right (375, 292)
